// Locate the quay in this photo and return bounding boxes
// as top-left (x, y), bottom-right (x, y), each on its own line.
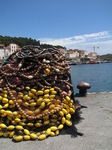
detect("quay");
top-left (0, 92), bottom-right (112, 150)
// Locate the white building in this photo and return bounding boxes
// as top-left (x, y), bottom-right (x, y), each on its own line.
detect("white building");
top-left (88, 52), bottom-right (98, 59)
top-left (78, 50), bottom-right (88, 58)
top-left (0, 44), bottom-right (5, 59)
top-left (5, 44), bottom-right (20, 59)
top-left (69, 50), bottom-right (79, 59)
top-left (7, 44), bottom-right (17, 55)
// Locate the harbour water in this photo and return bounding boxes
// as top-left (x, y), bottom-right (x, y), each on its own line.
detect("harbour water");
top-left (70, 63), bottom-right (112, 94)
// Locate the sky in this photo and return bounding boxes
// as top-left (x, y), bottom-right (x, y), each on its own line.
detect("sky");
top-left (0, 0), bottom-right (112, 55)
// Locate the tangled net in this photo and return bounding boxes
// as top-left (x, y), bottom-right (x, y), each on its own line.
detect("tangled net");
top-left (0, 45), bottom-right (76, 142)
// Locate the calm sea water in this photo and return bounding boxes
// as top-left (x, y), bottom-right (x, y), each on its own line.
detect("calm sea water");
top-left (70, 63), bottom-right (112, 93)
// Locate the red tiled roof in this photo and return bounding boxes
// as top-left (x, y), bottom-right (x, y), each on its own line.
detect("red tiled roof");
top-left (0, 44), bottom-right (4, 46)
top-left (88, 52), bottom-right (97, 57)
top-left (0, 44), bottom-right (5, 48)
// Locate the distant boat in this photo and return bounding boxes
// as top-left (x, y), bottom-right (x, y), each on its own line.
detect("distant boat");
top-left (67, 61), bottom-right (77, 65)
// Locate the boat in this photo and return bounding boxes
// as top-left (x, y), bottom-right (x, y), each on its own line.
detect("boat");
top-left (67, 61), bottom-right (77, 65)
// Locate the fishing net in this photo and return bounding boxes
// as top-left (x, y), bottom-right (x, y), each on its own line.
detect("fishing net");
top-left (0, 45), bottom-right (78, 142)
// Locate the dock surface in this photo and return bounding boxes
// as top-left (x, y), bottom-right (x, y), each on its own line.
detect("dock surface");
top-left (0, 92), bottom-right (112, 150)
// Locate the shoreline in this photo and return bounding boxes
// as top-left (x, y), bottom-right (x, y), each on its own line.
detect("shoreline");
top-left (87, 91), bottom-right (112, 94)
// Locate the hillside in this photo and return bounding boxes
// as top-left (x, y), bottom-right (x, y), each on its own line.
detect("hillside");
top-left (100, 54), bottom-right (112, 61)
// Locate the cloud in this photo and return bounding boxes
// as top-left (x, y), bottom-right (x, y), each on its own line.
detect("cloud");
top-left (78, 40), bottom-right (112, 55)
top-left (84, 31), bottom-right (109, 39)
top-left (38, 31), bottom-right (112, 55)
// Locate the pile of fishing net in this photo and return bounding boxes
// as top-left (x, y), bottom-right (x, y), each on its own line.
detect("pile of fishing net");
top-left (0, 45), bottom-right (78, 142)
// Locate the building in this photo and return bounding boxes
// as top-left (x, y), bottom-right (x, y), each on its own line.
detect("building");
top-left (57, 47), bottom-right (66, 57)
top-left (78, 50), bottom-right (88, 58)
top-left (0, 44), bottom-right (5, 59)
top-left (5, 44), bottom-right (21, 59)
top-left (68, 49), bottom-right (79, 59)
top-left (88, 52), bottom-right (98, 60)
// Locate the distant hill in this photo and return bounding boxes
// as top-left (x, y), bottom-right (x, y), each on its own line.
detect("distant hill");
top-left (100, 54), bottom-right (112, 61)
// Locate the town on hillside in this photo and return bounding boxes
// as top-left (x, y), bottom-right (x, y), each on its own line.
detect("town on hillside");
top-left (0, 43), bottom-right (100, 65)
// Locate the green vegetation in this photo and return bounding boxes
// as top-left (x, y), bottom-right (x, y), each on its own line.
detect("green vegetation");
top-left (100, 54), bottom-right (112, 61)
top-left (0, 35), bottom-right (40, 47)
top-left (0, 35), bottom-right (65, 49)
top-left (54, 45), bottom-right (66, 49)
